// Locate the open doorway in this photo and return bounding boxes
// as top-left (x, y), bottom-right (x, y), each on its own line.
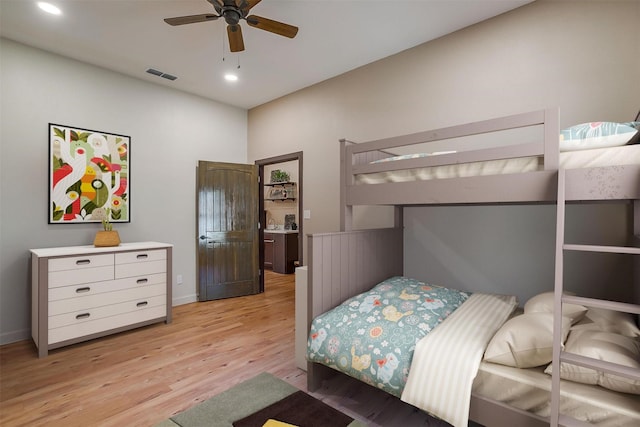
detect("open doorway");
top-left (255, 152), bottom-right (303, 289)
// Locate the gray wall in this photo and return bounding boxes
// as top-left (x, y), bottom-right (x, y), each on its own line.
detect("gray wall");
top-left (0, 39), bottom-right (248, 344)
top-left (404, 204), bottom-right (634, 305)
top-left (248, 1), bottom-right (639, 302)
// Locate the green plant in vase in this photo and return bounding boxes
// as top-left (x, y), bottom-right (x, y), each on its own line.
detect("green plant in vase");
top-left (102, 208), bottom-right (113, 231)
top-left (270, 169), bottom-right (290, 183)
top-left (94, 207), bottom-right (120, 247)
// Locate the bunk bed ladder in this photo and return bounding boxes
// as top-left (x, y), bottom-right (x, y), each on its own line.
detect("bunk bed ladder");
top-left (551, 168), bottom-right (640, 427)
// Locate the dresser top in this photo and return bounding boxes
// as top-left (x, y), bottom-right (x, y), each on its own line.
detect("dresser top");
top-left (30, 242), bottom-right (173, 258)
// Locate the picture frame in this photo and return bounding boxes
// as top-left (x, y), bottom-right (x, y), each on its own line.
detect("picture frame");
top-left (268, 188), bottom-right (284, 200)
top-left (48, 123), bottom-right (130, 224)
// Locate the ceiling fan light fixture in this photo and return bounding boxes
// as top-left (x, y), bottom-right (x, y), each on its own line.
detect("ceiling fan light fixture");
top-left (37, 2), bottom-right (61, 15)
top-left (222, 8), bottom-right (241, 25)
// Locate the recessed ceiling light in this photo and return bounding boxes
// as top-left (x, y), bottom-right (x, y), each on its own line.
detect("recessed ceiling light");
top-left (224, 73), bottom-right (239, 82)
top-left (37, 2), bottom-right (62, 15)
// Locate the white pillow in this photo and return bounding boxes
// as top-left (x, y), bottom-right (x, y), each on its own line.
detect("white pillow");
top-left (545, 330), bottom-right (640, 395)
top-left (484, 313), bottom-right (571, 368)
top-left (571, 308), bottom-right (640, 338)
top-left (524, 292), bottom-right (587, 325)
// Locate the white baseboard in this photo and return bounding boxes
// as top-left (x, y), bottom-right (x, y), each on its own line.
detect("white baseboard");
top-left (173, 294), bottom-right (198, 306)
top-left (0, 328), bottom-right (30, 346)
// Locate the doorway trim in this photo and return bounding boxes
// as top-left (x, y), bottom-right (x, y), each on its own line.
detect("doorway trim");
top-left (255, 152), bottom-right (303, 288)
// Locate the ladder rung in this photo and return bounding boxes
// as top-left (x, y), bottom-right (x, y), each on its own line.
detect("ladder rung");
top-left (563, 243), bottom-right (640, 255)
top-left (560, 351), bottom-right (640, 381)
top-left (562, 295), bottom-right (640, 314)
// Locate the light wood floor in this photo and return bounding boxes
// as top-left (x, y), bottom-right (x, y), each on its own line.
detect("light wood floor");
top-left (0, 271), bottom-right (449, 427)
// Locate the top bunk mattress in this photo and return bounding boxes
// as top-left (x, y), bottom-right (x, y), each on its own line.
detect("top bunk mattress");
top-left (355, 144), bottom-right (640, 185)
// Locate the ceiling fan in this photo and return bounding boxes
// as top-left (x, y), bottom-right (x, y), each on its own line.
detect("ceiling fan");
top-left (164, 0), bottom-right (298, 53)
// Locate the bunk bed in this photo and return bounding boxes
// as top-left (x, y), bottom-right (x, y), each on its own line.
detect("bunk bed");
top-left (305, 108), bottom-right (640, 427)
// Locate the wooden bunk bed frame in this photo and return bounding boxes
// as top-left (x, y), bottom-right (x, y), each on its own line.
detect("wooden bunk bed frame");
top-left (306, 108), bottom-right (640, 427)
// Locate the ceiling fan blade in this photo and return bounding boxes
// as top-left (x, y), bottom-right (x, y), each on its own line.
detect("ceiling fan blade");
top-left (227, 24), bottom-right (245, 52)
top-left (246, 15), bottom-right (298, 38)
top-left (206, 0), bottom-right (225, 9)
top-left (241, 0), bottom-right (262, 13)
top-left (164, 14), bottom-right (220, 26)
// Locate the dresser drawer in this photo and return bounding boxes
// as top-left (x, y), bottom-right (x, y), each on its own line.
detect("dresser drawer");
top-left (49, 254), bottom-right (114, 272)
top-left (49, 273), bottom-right (166, 301)
top-left (49, 303), bottom-right (167, 344)
top-left (115, 259), bottom-right (166, 279)
top-left (49, 294), bottom-right (166, 330)
top-left (49, 283), bottom-right (166, 316)
top-left (49, 265), bottom-right (114, 288)
top-left (48, 254), bottom-right (115, 288)
top-left (116, 249), bottom-right (166, 265)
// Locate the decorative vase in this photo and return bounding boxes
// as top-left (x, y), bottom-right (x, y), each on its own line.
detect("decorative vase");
top-left (94, 230), bottom-right (121, 247)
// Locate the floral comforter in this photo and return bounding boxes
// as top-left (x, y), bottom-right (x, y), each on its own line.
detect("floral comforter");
top-left (306, 276), bottom-right (470, 397)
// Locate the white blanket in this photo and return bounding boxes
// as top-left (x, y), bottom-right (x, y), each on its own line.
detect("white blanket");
top-left (401, 293), bottom-right (517, 427)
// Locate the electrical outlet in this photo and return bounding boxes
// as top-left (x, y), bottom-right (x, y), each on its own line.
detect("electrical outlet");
top-left (177, 274), bottom-right (183, 285)
top-left (303, 209), bottom-right (311, 219)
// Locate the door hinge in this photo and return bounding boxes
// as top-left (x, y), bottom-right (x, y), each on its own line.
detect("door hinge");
top-left (258, 222), bottom-right (261, 230)
top-left (258, 175), bottom-right (261, 183)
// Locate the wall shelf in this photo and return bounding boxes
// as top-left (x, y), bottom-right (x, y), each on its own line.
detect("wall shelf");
top-left (265, 182), bottom-right (297, 202)
top-left (264, 181), bottom-right (296, 187)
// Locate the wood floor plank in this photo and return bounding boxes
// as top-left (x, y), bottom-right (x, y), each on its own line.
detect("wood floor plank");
top-left (0, 271), bottom-right (449, 427)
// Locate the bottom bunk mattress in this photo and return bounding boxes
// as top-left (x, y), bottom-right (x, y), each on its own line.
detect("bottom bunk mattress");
top-left (473, 361), bottom-right (640, 427)
top-left (306, 276), bottom-right (518, 427)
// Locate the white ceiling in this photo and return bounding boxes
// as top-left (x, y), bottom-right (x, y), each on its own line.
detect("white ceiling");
top-left (0, 0), bottom-right (532, 109)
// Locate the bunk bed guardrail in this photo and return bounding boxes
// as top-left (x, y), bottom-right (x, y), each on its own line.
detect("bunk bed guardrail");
top-left (340, 107), bottom-right (640, 208)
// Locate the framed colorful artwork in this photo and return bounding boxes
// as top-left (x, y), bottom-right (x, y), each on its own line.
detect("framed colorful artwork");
top-left (49, 124), bottom-right (130, 224)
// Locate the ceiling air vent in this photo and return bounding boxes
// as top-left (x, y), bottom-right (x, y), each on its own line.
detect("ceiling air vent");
top-left (146, 68), bottom-right (177, 81)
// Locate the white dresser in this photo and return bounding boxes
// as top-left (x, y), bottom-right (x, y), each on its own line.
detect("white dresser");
top-left (30, 242), bottom-right (173, 357)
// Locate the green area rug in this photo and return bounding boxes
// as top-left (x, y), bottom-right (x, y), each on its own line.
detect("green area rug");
top-left (155, 372), bottom-right (365, 427)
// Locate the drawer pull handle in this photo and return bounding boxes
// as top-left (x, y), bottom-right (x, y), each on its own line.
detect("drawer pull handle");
top-left (76, 259), bottom-right (91, 265)
top-left (76, 287), bottom-right (91, 293)
top-left (136, 301), bottom-right (148, 307)
top-left (136, 278), bottom-right (148, 284)
top-left (264, 239), bottom-right (275, 243)
top-left (136, 254), bottom-right (149, 259)
top-left (76, 313), bottom-right (90, 320)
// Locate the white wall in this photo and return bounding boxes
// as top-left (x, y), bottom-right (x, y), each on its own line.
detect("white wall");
top-left (248, 1), bottom-right (639, 302)
top-left (0, 39), bottom-right (248, 344)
